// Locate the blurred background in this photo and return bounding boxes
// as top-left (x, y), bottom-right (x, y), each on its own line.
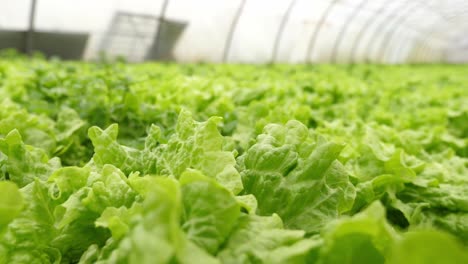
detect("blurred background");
top-left (0, 0), bottom-right (467, 63)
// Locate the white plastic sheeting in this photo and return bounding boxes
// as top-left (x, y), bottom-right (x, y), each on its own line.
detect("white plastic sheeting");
top-left (0, 0), bottom-right (467, 63)
top-left (0, 0), bottom-right (31, 30)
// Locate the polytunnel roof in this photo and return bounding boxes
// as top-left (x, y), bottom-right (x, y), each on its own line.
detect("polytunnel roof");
top-left (0, 0), bottom-right (467, 63)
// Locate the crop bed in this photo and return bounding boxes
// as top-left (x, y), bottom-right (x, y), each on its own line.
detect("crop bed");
top-left (0, 55), bottom-right (467, 263)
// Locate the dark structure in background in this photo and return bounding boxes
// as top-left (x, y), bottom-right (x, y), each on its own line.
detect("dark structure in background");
top-left (0, 0), bottom-right (88, 60)
top-left (0, 0), bottom-right (185, 61)
top-left (146, 19), bottom-right (186, 61)
top-left (0, 0), bottom-right (464, 63)
top-left (99, 12), bottom-right (186, 62)
top-left (0, 30), bottom-right (89, 60)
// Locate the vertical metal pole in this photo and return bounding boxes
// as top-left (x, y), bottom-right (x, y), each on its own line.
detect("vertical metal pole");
top-left (419, 37), bottom-right (444, 62)
top-left (305, 0), bottom-right (337, 63)
top-left (26, 0), bottom-right (37, 55)
top-left (154, 0), bottom-right (170, 59)
top-left (393, 31), bottom-right (447, 63)
top-left (407, 0), bottom-right (457, 62)
top-left (378, 4), bottom-right (419, 62)
top-left (384, 18), bottom-right (448, 63)
top-left (347, 0), bottom-right (453, 63)
top-left (330, 0), bottom-right (368, 63)
top-left (390, 31), bottom-right (412, 63)
top-left (421, 28), bottom-right (450, 62)
top-left (223, 0), bottom-right (246, 63)
top-left (414, 41), bottom-right (428, 62)
top-left (271, 0), bottom-right (297, 63)
top-left (360, 1), bottom-right (405, 63)
top-left (348, 1), bottom-right (390, 63)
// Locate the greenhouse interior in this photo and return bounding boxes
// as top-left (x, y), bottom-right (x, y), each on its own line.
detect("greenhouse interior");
top-left (0, 0), bottom-right (467, 263)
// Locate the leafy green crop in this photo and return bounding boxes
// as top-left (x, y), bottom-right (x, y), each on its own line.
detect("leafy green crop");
top-left (0, 53), bottom-right (467, 263)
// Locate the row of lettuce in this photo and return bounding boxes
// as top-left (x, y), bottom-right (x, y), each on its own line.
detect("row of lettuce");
top-left (0, 55), bottom-right (467, 263)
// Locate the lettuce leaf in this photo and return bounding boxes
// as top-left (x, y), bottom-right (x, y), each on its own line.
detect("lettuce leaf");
top-left (89, 110), bottom-right (242, 194)
top-left (239, 120), bottom-right (355, 233)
